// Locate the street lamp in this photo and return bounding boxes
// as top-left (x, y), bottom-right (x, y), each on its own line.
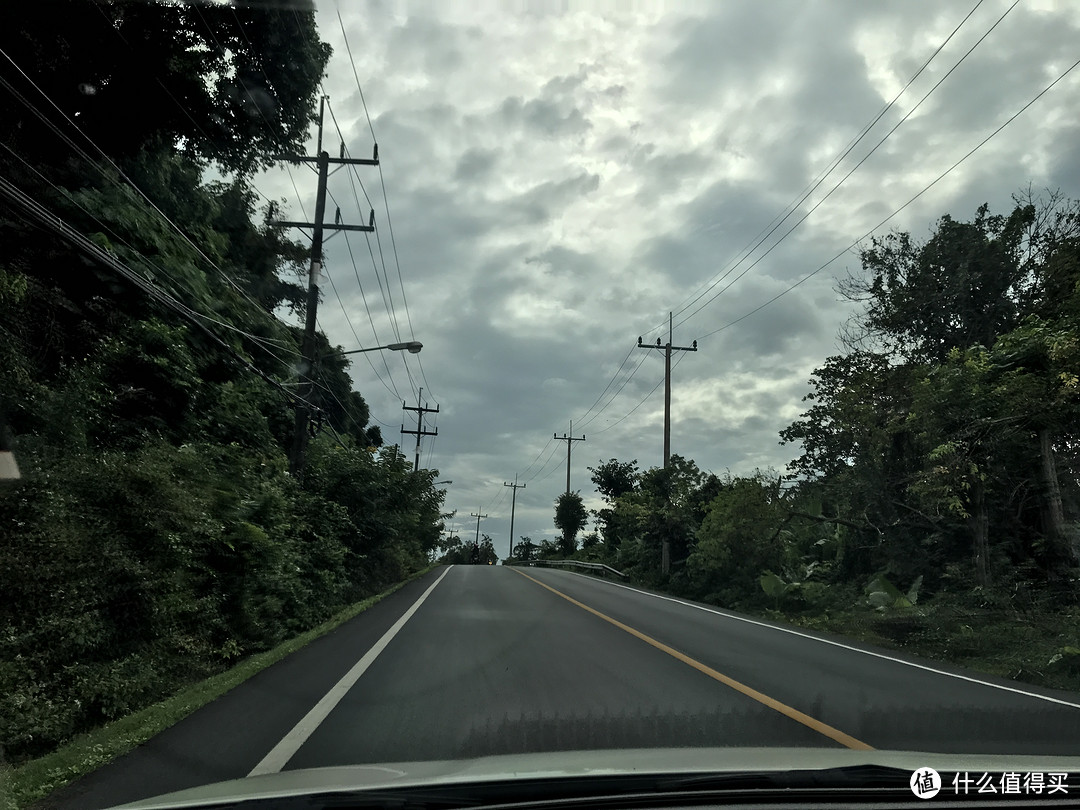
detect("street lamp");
top-left (291, 341), bottom-right (425, 478)
top-left (322, 341), bottom-right (422, 360)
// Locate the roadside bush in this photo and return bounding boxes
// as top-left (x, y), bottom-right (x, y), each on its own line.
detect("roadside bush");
top-left (0, 435), bottom-right (442, 764)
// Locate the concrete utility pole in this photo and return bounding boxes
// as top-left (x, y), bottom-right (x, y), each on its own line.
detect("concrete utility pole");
top-left (271, 96), bottom-right (379, 480)
top-left (554, 420), bottom-right (585, 495)
top-left (401, 387), bottom-right (439, 471)
top-left (503, 476), bottom-right (525, 559)
top-left (637, 312), bottom-right (698, 468)
top-left (637, 312), bottom-right (698, 574)
top-left (470, 510), bottom-right (488, 545)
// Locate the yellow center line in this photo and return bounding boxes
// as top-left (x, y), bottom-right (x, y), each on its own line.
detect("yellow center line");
top-left (512, 568), bottom-right (873, 751)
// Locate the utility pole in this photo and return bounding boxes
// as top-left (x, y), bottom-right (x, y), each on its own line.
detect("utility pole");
top-left (503, 476), bottom-right (525, 559)
top-left (470, 509), bottom-right (488, 546)
top-left (638, 313), bottom-right (698, 468)
top-left (637, 312), bottom-right (699, 573)
top-left (272, 95), bottom-right (379, 480)
top-left (401, 387), bottom-right (439, 471)
top-left (554, 420), bottom-right (585, 495)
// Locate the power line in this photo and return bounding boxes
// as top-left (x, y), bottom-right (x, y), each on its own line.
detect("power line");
top-left (423, 411), bottom-right (438, 469)
top-left (528, 440), bottom-right (569, 485)
top-left (594, 352), bottom-right (690, 436)
top-left (522, 439), bottom-right (564, 485)
top-left (472, 3), bottom-right (991, 493)
top-left (0, 44), bottom-right (289, 335)
top-left (673, 0), bottom-right (1019, 334)
top-left (572, 345), bottom-right (636, 430)
top-left (345, 156), bottom-right (419, 400)
top-left (591, 376), bottom-right (665, 435)
top-left (517, 436), bottom-right (556, 480)
top-left (660, 0), bottom-right (988, 334)
top-left (280, 109), bottom-right (402, 404)
top-left (574, 349), bottom-right (652, 433)
top-left (306, 342), bottom-right (392, 434)
top-left (486, 484), bottom-right (509, 514)
top-left (520, 337), bottom-right (654, 477)
top-left (324, 103), bottom-right (409, 400)
top-left (533, 444), bottom-right (570, 485)
top-left (314, 308), bottom-right (397, 425)
top-left (376, 158), bottom-right (416, 348)
top-left (287, 168), bottom-right (310, 221)
top-left (517, 349), bottom-right (652, 483)
top-left (341, 228), bottom-right (403, 397)
top-left (0, 175), bottom-right (319, 416)
top-left (0, 35), bottom-right (322, 390)
top-left (693, 51), bottom-right (1080, 342)
top-left (327, 51), bottom-right (432, 403)
top-left (337, 6), bottom-right (377, 150)
top-left (13, 6), bottom-right (395, 464)
top-left (320, 197), bottom-right (401, 399)
top-left (1, 143), bottom-right (303, 370)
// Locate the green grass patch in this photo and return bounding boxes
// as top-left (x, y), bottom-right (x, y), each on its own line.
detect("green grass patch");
top-left (619, 572), bottom-right (1080, 698)
top-left (1, 564), bottom-right (439, 810)
top-left (773, 602), bottom-right (1080, 694)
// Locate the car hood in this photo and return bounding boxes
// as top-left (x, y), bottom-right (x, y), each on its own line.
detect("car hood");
top-left (110, 747), bottom-right (1080, 809)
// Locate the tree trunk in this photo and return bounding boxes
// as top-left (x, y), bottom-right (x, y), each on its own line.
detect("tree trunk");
top-left (1037, 426), bottom-right (1074, 565)
top-left (970, 477), bottom-right (990, 588)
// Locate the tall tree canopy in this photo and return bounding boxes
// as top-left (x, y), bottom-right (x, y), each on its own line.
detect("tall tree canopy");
top-left (786, 194), bottom-right (1080, 589)
top-left (0, 0), bottom-right (330, 175)
top-left (554, 491), bottom-right (588, 555)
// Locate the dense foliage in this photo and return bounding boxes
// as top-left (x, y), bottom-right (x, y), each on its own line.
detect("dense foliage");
top-left (553, 491), bottom-right (588, 555)
top-left (439, 532), bottom-right (497, 565)
top-left (0, 4), bottom-right (444, 764)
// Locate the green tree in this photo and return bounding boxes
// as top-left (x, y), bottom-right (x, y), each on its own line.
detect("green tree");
top-left (840, 203), bottom-right (1032, 362)
top-left (635, 456), bottom-right (713, 577)
top-left (588, 458), bottom-right (639, 550)
top-left (779, 352), bottom-right (926, 581)
top-left (0, 1), bottom-right (331, 175)
top-left (512, 536), bottom-right (537, 561)
top-left (783, 195), bottom-right (1080, 597)
top-left (477, 534), bottom-right (498, 565)
top-left (554, 491), bottom-right (588, 555)
top-left (688, 473), bottom-right (784, 604)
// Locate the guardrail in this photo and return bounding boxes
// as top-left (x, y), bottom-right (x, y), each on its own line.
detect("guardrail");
top-left (508, 559), bottom-right (628, 579)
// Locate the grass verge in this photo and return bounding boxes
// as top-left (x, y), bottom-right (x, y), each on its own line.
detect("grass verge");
top-left (777, 603), bottom-right (1080, 694)
top-left (1, 564), bottom-right (439, 810)
top-left (508, 563), bottom-right (1080, 694)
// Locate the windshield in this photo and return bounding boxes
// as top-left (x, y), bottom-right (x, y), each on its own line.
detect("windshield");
top-left (2, 2), bottom-right (1080, 809)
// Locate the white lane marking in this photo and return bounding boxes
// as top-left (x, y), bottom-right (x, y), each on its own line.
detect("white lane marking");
top-left (249, 566), bottom-right (453, 775)
top-left (543, 568), bottom-right (1080, 711)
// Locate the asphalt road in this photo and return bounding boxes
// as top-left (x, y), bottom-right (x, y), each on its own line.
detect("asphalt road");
top-left (41, 564), bottom-right (1080, 809)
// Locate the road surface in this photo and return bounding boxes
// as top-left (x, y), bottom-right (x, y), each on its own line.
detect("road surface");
top-left (40, 564), bottom-right (1080, 808)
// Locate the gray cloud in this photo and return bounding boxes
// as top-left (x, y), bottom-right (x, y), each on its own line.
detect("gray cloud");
top-left (454, 147), bottom-right (499, 181)
top-left (499, 95), bottom-right (593, 140)
top-left (506, 172), bottom-right (601, 225)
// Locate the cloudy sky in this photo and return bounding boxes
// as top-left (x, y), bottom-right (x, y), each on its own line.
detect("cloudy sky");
top-left (254, 0), bottom-right (1080, 555)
